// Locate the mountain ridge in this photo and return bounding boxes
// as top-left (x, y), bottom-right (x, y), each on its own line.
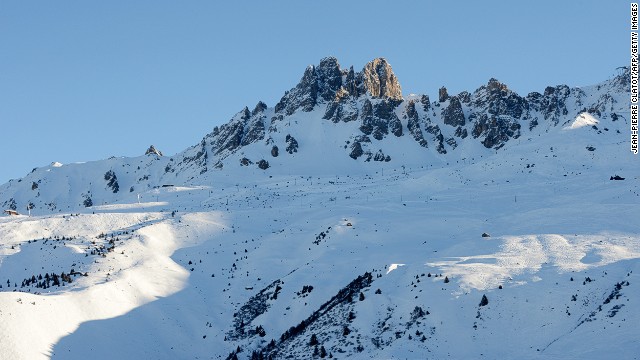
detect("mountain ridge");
top-left (0, 57), bottom-right (630, 214)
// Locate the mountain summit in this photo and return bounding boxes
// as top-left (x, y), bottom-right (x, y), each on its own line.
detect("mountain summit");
top-left (275, 57), bottom-right (402, 116)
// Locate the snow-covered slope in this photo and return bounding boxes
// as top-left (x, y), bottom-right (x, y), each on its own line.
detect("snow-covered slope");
top-left (0, 57), bottom-right (631, 215)
top-left (0, 58), bottom-right (638, 359)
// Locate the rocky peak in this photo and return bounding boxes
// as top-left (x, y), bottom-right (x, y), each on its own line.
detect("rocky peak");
top-left (344, 66), bottom-right (360, 98)
top-left (275, 57), bottom-right (405, 115)
top-left (611, 66), bottom-right (630, 92)
top-left (539, 84), bottom-right (571, 125)
top-left (486, 78), bottom-right (508, 94)
top-left (274, 57), bottom-right (344, 115)
top-left (360, 58), bottom-right (403, 100)
top-left (438, 87), bottom-right (449, 102)
top-left (275, 65), bottom-right (319, 115)
top-left (442, 96), bottom-right (465, 127)
top-left (471, 78), bottom-right (525, 119)
top-left (145, 145), bottom-right (163, 156)
top-left (316, 57), bottom-right (343, 102)
top-left (241, 106), bottom-right (251, 120)
top-left (252, 101), bottom-right (267, 116)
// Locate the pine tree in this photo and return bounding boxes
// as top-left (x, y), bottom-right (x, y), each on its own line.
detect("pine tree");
top-left (309, 333), bottom-right (319, 346)
top-left (343, 326), bottom-right (351, 336)
top-left (479, 294), bottom-right (489, 307)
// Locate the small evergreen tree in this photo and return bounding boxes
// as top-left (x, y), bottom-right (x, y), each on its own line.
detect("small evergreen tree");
top-left (343, 326), bottom-right (350, 336)
top-left (479, 294), bottom-right (489, 307)
top-left (359, 292), bottom-right (365, 301)
top-left (347, 311), bottom-right (356, 321)
top-left (309, 333), bottom-right (319, 346)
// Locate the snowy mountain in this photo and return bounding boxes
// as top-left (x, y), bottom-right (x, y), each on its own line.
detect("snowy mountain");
top-left (0, 58), bottom-right (638, 360)
top-left (0, 57), bottom-right (630, 213)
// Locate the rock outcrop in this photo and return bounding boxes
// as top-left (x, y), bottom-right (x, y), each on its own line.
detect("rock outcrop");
top-left (145, 145), bottom-right (163, 156)
top-left (359, 58), bottom-right (403, 101)
top-left (442, 96), bottom-right (466, 127)
top-left (165, 58), bottom-right (629, 172)
top-left (405, 101), bottom-right (428, 148)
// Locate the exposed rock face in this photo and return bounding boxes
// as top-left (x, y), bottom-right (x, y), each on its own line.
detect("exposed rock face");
top-left (541, 85), bottom-right (571, 125)
top-left (315, 57), bottom-right (343, 102)
top-left (372, 149), bottom-right (391, 162)
top-left (359, 99), bottom-right (378, 138)
top-left (467, 79), bottom-right (527, 148)
top-left (323, 99), bottom-right (359, 123)
top-left (212, 104), bottom-right (266, 156)
top-left (242, 105), bottom-right (266, 146)
top-left (285, 135), bottom-right (299, 154)
top-left (472, 79), bottom-right (526, 119)
top-left (252, 101), bottom-right (267, 116)
top-left (212, 115), bottom-right (245, 155)
top-left (349, 141), bottom-right (364, 160)
top-left (454, 126), bottom-right (468, 139)
top-left (359, 58), bottom-right (403, 101)
top-left (278, 57), bottom-right (403, 121)
top-left (275, 66), bottom-right (318, 115)
top-left (471, 114), bottom-right (521, 149)
top-left (457, 91), bottom-right (471, 104)
top-left (275, 57), bottom-right (343, 115)
top-left (404, 101), bottom-right (428, 148)
top-left (420, 94), bottom-right (431, 112)
top-left (358, 99), bottom-right (403, 140)
top-left (175, 138), bottom-right (209, 175)
top-left (439, 87), bottom-right (449, 102)
top-left (442, 96), bottom-right (465, 127)
top-left (375, 100), bottom-right (402, 137)
top-left (344, 66), bottom-right (360, 97)
top-left (524, 84), bottom-right (578, 128)
top-left (145, 145), bottom-right (163, 156)
top-left (176, 57), bottom-right (623, 171)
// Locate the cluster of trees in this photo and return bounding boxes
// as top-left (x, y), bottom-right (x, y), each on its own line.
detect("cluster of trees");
top-left (312, 227), bottom-right (331, 246)
top-left (256, 272), bottom-right (373, 357)
top-left (228, 279), bottom-right (283, 341)
top-left (89, 236), bottom-right (117, 257)
top-left (296, 285), bottom-right (314, 297)
top-left (3, 268), bottom-right (85, 292)
top-left (104, 170), bottom-right (120, 193)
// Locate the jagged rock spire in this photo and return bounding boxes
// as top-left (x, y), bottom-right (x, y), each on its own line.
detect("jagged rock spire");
top-left (145, 145), bottom-right (163, 156)
top-left (275, 57), bottom-right (404, 115)
top-left (360, 58), bottom-right (402, 100)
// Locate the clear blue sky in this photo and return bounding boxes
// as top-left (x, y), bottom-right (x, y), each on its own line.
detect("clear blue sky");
top-left (0, 0), bottom-right (629, 183)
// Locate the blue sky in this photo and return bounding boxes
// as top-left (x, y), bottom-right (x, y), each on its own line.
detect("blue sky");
top-left (0, 1), bottom-right (629, 183)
